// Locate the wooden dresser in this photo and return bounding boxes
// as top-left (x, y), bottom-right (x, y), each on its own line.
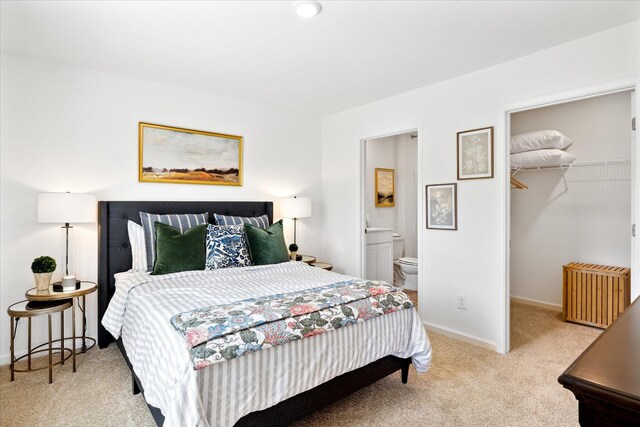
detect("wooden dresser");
top-left (558, 297), bottom-right (640, 426)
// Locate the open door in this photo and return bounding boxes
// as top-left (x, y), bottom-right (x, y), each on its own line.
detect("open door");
top-left (631, 90), bottom-right (639, 299)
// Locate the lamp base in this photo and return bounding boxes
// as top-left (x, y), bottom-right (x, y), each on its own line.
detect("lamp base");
top-left (52, 280), bottom-right (81, 292)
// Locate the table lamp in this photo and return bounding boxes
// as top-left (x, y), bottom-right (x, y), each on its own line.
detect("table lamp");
top-left (281, 196), bottom-right (311, 260)
top-left (37, 192), bottom-right (96, 289)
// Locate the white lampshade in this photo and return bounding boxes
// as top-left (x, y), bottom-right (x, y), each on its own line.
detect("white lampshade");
top-left (37, 193), bottom-right (97, 224)
top-left (281, 196), bottom-right (312, 219)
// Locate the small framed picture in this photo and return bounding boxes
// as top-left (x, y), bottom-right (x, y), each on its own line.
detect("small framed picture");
top-left (457, 126), bottom-right (494, 180)
top-left (375, 168), bottom-right (395, 207)
top-left (426, 183), bottom-right (457, 230)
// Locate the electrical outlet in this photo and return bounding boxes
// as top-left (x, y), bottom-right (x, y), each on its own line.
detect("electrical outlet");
top-left (457, 294), bottom-right (467, 310)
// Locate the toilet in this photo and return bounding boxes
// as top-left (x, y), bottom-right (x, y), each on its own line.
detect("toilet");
top-left (392, 233), bottom-right (418, 291)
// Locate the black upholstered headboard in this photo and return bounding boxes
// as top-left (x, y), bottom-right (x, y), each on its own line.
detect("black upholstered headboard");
top-left (97, 200), bottom-right (273, 348)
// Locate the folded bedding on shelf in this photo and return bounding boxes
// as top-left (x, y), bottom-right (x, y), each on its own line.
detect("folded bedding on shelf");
top-left (511, 148), bottom-right (576, 168)
top-left (510, 129), bottom-right (573, 154)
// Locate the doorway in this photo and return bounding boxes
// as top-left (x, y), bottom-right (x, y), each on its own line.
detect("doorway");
top-left (360, 127), bottom-right (422, 307)
top-left (500, 79), bottom-right (638, 354)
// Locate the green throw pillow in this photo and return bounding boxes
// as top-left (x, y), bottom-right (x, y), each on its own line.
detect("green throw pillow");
top-left (152, 222), bottom-right (207, 275)
top-left (244, 220), bottom-right (290, 265)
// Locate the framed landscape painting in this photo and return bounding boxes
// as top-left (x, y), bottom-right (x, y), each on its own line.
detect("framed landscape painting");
top-left (375, 168), bottom-right (395, 207)
top-left (457, 126), bottom-right (494, 180)
top-left (139, 122), bottom-right (243, 186)
top-left (426, 183), bottom-right (457, 230)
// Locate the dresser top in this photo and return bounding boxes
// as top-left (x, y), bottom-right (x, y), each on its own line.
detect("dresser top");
top-left (559, 297), bottom-right (640, 407)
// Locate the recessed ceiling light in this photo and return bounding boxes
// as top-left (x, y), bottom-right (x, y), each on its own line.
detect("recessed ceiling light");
top-left (293, 1), bottom-right (322, 18)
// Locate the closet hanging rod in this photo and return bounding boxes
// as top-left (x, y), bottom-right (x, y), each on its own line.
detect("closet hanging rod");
top-left (511, 158), bottom-right (631, 174)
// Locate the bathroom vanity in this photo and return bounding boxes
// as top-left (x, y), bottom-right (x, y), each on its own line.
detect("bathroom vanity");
top-left (365, 228), bottom-right (393, 283)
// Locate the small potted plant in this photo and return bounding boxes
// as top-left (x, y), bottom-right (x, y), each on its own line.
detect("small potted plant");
top-left (31, 256), bottom-right (56, 291)
top-left (289, 243), bottom-right (298, 261)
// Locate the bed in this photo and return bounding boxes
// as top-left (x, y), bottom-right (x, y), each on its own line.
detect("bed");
top-left (97, 201), bottom-right (431, 426)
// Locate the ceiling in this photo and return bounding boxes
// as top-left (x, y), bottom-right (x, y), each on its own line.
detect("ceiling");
top-left (2, 1), bottom-right (638, 117)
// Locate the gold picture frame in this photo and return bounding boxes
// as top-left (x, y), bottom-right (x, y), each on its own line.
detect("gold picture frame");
top-left (375, 168), bottom-right (395, 207)
top-left (139, 122), bottom-right (243, 186)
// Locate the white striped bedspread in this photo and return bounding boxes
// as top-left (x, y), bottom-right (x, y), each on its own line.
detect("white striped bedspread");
top-left (102, 262), bottom-right (432, 427)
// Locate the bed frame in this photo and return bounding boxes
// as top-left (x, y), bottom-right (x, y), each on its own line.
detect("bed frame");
top-left (97, 200), bottom-right (411, 426)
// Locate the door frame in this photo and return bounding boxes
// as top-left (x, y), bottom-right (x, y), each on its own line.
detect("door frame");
top-left (358, 121), bottom-right (425, 313)
top-left (497, 76), bottom-right (639, 354)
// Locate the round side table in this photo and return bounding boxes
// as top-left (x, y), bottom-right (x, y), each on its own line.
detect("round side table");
top-left (310, 261), bottom-right (333, 271)
top-left (26, 281), bottom-right (97, 372)
top-left (299, 255), bottom-right (317, 264)
top-left (7, 299), bottom-right (73, 384)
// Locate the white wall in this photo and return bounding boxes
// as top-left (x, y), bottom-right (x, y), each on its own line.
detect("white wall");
top-left (510, 92), bottom-right (632, 306)
top-left (395, 133), bottom-right (418, 258)
top-left (320, 22), bottom-right (639, 348)
top-left (365, 135), bottom-right (396, 228)
top-left (0, 53), bottom-right (322, 364)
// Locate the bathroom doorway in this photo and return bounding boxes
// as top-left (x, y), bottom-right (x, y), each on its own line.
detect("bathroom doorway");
top-left (361, 130), bottom-right (420, 305)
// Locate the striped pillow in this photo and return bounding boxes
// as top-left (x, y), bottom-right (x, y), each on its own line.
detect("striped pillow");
top-left (139, 212), bottom-right (208, 271)
top-left (127, 221), bottom-right (147, 272)
top-left (213, 213), bottom-right (269, 229)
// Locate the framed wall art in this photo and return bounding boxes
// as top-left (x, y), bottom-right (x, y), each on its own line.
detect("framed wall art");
top-left (426, 183), bottom-right (457, 230)
top-left (457, 126), bottom-right (494, 180)
top-left (375, 168), bottom-right (395, 207)
top-left (139, 122), bottom-right (243, 186)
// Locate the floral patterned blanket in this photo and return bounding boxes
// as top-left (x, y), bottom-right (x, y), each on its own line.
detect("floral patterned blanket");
top-left (171, 280), bottom-right (414, 369)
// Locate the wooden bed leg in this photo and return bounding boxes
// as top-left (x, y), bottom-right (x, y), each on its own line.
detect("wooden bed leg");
top-left (401, 360), bottom-right (410, 384)
top-left (132, 374), bottom-right (141, 395)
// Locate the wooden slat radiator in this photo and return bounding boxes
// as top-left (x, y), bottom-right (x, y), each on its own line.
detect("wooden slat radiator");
top-left (562, 262), bottom-right (631, 329)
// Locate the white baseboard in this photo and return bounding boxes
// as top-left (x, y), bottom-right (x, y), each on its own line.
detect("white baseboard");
top-left (1, 344), bottom-right (38, 365)
top-left (510, 295), bottom-right (562, 312)
top-left (424, 321), bottom-right (496, 351)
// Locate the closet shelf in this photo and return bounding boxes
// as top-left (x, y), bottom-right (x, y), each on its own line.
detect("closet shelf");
top-left (510, 158), bottom-right (631, 195)
top-left (511, 158), bottom-right (630, 174)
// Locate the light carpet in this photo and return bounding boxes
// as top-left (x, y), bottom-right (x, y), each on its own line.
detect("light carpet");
top-left (0, 302), bottom-right (600, 426)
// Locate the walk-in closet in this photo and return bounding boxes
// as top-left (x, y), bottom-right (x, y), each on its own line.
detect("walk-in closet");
top-left (509, 90), bottom-right (634, 322)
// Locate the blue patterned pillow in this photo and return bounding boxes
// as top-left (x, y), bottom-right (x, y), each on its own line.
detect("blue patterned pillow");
top-left (205, 224), bottom-right (253, 270)
top-left (213, 213), bottom-right (269, 229)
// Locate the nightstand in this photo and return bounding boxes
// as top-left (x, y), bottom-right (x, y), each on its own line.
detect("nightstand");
top-left (299, 255), bottom-right (316, 264)
top-left (7, 299), bottom-right (73, 384)
top-left (25, 281), bottom-right (97, 372)
top-left (299, 255), bottom-right (333, 271)
top-left (299, 255), bottom-right (332, 271)
top-left (310, 261), bottom-right (333, 271)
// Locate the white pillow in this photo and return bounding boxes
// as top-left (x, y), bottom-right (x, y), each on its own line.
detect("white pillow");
top-left (511, 149), bottom-right (576, 168)
top-left (510, 130), bottom-right (573, 154)
top-left (127, 220), bottom-right (148, 272)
